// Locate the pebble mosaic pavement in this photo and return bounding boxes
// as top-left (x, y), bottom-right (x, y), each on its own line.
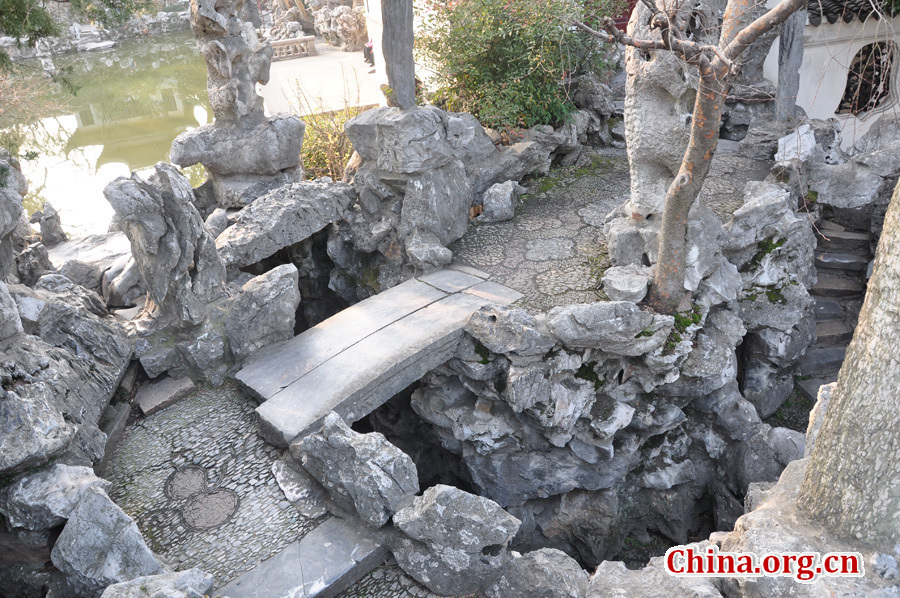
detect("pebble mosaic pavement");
top-left (451, 145), bottom-right (772, 313)
top-left (105, 384), bottom-right (322, 590)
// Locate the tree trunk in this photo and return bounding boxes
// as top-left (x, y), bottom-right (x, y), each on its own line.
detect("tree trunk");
top-left (797, 179), bottom-right (900, 544)
top-left (646, 58), bottom-right (729, 313)
top-left (776, 9), bottom-right (805, 122)
top-left (381, 0), bottom-right (416, 109)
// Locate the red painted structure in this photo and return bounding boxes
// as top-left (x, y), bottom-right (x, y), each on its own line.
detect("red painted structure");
top-left (614, 0), bottom-right (639, 31)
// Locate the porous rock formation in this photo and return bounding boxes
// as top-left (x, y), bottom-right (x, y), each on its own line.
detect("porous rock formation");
top-left (104, 163), bottom-right (300, 383)
top-left (330, 107), bottom-right (573, 301)
top-left (310, 0), bottom-right (366, 51)
top-left (170, 0), bottom-right (304, 208)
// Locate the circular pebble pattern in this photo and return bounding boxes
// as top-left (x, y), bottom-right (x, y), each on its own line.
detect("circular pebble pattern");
top-left (106, 384), bottom-right (318, 590)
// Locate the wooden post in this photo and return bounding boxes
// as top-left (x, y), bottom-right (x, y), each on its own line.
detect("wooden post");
top-left (381, 0), bottom-right (416, 109)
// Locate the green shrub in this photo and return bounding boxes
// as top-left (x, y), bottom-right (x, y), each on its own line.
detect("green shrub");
top-left (415, 0), bottom-right (620, 129)
top-left (289, 77), bottom-right (374, 181)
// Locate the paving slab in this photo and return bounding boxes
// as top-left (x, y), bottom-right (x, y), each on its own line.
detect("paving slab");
top-left (797, 347), bottom-right (847, 377)
top-left (219, 517), bottom-right (388, 598)
top-left (811, 272), bottom-right (866, 298)
top-left (464, 280), bottom-right (525, 304)
top-left (798, 376), bottom-right (838, 403)
top-left (815, 319), bottom-right (854, 345)
top-left (815, 252), bottom-right (869, 271)
top-left (417, 269), bottom-right (484, 293)
top-left (817, 229), bottom-right (870, 254)
top-left (256, 291), bottom-right (493, 447)
top-left (447, 263), bottom-right (490, 279)
top-left (813, 297), bottom-right (845, 321)
top-left (135, 376), bottom-right (196, 416)
top-left (236, 278), bottom-right (448, 401)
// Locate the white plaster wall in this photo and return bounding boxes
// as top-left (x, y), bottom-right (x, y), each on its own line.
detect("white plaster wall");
top-left (764, 14), bottom-right (900, 150)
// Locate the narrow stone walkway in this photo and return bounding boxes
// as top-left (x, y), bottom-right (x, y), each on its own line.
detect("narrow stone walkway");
top-left (451, 143), bottom-right (774, 313)
top-left (236, 267), bottom-right (523, 447)
top-left (105, 384), bottom-right (321, 591)
top-left (451, 147), bottom-right (629, 312)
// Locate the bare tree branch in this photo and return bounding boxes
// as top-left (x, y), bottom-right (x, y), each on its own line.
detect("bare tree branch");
top-left (724, 0), bottom-right (807, 60)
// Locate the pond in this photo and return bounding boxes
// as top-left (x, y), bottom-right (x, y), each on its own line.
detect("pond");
top-left (5, 31), bottom-right (211, 237)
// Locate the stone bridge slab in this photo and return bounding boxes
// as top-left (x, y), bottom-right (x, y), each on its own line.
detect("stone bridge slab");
top-left (236, 267), bottom-right (522, 447)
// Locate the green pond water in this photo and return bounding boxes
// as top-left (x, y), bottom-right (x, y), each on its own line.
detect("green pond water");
top-left (5, 31), bottom-right (211, 236)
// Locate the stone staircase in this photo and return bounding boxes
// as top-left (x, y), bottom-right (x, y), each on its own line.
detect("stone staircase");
top-left (797, 221), bottom-right (871, 400)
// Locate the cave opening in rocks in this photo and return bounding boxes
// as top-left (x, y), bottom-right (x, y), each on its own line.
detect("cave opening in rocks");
top-left (236, 229), bottom-right (348, 331)
top-left (360, 384), bottom-right (478, 495)
top-left (361, 383), bottom-right (722, 572)
top-left (837, 41), bottom-right (895, 116)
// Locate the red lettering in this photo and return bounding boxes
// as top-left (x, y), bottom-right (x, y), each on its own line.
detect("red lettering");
top-left (666, 548), bottom-right (685, 574)
top-left (736, 554), bottom-right (755, 574)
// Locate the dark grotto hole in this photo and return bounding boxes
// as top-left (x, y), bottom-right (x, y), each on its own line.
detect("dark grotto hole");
top-left (362, 384), bottom-right (476, 493)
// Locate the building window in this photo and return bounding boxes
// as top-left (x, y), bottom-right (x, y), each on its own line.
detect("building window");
top-left (837, 42), bottom-right (894, 115)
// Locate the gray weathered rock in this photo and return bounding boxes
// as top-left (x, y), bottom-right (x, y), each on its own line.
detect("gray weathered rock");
top-left (105, 163), bottom-right (227, 327)
top-left (51, 486), bottom-right (163, 597)
top-left (720, 424), bottom-right (805, 496)
top-left (345, 107), bottom-right (454, 174)
top-left (1, 464), bottom-right (109, 531)
top-left (479, 180), bottom-right (519, 223)
top-left (169, 0), bottom-right (303, 208)
top-left (296, 412), bottom-right (419, 528)
top-left (1, 277), bottom-right (132, 475)
top-left (485, 548), bottom-right (589, 598)
top-left (16, 243), bottom-right (55, 287)
top-left (723, 181), bottom-right (816, 288)
top-left (34, 202), bottom-right (67, 247)
top-left (225, 263), bottom-right (300, 361)
top-left (546, 302), bottom-right (673, 355)
top-left (0, 150), bottom-right (27, 280)
top-left (399, 160), bottom-right (472, 248)
top-left (804, 381), bottom-right (834, 458)
top-left (99, 569), bottom-right (214, 598)
top-left (465, 305), bottom-right (556, 356)
top-left (774, 123), bottom-right (819, 165)
top-left (101, 257), bottom-right (145, 308)
top-left (391, 484), bottom-right (521, 596)
top-left (271, 455), bottom-right (328, 519)
top-left (0, 281), bottom-right (23, 341)
top-left (588, 546), bottom-right (723, 597)
top-left (720, 459), bottom-right (894, 597)
top-left (601, 264), bottom-right (652, 302)
top-left (216, 180), bottom-right (354, 268)
top-left (47, 232), bottom-right (132, 293)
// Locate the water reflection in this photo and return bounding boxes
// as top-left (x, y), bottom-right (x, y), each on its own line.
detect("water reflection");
top-left (6, 31), bottom-right (210, 236)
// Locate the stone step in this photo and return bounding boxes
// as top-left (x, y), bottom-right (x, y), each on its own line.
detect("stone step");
top-left (816, 229), bottom-right (869, 254)
top-left (815, 252), bottom-right (869, 272)
top-left (797, 347), bottom-right (847, 378)
top-left (815, 319), bottom-right (854, 345)
top-left (797, 376), bottom-right (838, 403)
top-left (810, 272), bottom-right (866, 298)
top-left (218, 517), bottom-right (388, 598)
top-left (236, 269), bottom-right (523, 447)
top-left (813, 297), bottom-right (844, 321)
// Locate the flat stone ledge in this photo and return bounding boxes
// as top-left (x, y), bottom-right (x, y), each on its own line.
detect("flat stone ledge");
top-left (135, 376), bottom-right (196, 416)
top-left (219, 517), bottom-right (388, 598)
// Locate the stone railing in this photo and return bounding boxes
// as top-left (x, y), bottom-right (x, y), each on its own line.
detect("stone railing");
top-left (270, 36), bottom-right (317, 61)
